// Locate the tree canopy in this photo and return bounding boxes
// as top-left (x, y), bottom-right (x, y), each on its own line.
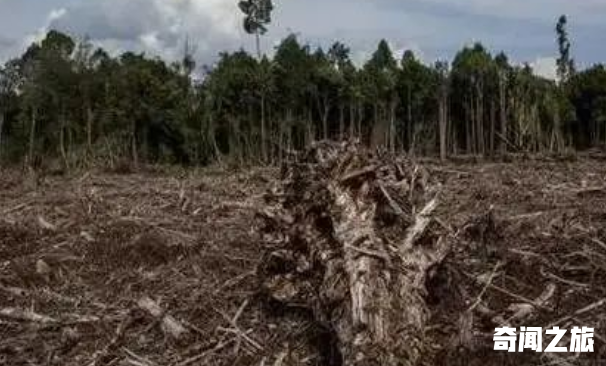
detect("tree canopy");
top-left (1, 15), bottom-right (605, 168)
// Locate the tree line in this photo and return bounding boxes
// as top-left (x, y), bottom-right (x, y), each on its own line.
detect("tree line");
top-left (1, 15), bottom-right (606, 169)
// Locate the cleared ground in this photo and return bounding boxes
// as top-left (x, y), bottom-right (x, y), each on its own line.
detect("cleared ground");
top-left (1, 157), bottom-right (605, 365)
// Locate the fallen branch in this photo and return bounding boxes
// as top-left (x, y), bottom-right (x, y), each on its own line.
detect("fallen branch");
top-left (0, 307), bottom-right (57, 324)
top-left (468, 261), bottom-right (503, 312)
top-left (400, 196), bottom-right (439, 252)
top-left (547, 298), bottom-right (606, 329)
top-left (37, 215), bottom-right (57, 231)
top-left (137, 297), bottom-right (188, 340)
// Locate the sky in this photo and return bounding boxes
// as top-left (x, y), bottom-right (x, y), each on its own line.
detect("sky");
top-left (0, 0), bottom-right (605, 79)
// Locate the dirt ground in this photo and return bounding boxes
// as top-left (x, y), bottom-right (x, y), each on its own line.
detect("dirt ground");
top-left (1, 156), bottom-right (606, 366)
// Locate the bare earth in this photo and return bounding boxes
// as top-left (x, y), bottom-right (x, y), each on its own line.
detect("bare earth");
top-left (1, 157), bottom-right (605, 365)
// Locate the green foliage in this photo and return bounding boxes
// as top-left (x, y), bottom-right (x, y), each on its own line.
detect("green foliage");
top-left (239, 0), bottom-right (273, 35)
top-left (1, 20), bottom-right (606, 167)
top-left (239, 0), bottom-right (274, 59)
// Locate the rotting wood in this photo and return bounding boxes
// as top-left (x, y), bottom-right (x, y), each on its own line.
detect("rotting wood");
top-left (259, 141), bottom-right (450, 366)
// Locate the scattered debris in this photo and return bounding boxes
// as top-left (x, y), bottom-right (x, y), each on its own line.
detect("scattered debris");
top-left (1, 151), bottom-right (605, 365)
top-left (137, 296), bottom-right (189, 340)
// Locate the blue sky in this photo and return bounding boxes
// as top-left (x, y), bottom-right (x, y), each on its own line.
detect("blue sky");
top-left (1, 0), bottom-right (605, 78)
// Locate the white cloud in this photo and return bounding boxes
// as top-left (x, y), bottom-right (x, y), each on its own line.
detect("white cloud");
top-left (2, 0), bottom-right (603, 71)
top-left (39, 0), bottom-right (244, 66)
top-left (22, 7), bottom-right (68, 46)
top-left (530, 56), bottom-right (558, 80)
top-left (47, 8), bottom-right (66, 23)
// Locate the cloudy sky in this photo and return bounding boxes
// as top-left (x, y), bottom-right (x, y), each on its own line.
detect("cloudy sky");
top-left (1, 0), bottom-right (605, 78)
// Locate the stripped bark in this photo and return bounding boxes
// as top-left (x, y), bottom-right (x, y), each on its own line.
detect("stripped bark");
top-left (259, 141), bottom-right (450, 366)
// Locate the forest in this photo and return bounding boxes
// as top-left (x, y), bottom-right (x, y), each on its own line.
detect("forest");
top-left (3, 4), bottom-right (606, 365)
top-left (1, 14), bottom-right (606, 169)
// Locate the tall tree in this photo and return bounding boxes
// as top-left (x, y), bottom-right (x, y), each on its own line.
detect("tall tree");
top-left (239, 0), bottom-right (274, 59)
top-left (555, 15), bottom-right (577, 149)
top-left (495, 52), bottom-right (510, 154)
top-left (273, 35), bottom-right (313, 153)
top-left (364, 40), bottom-right (398, 151)
top-left (399, 50), bottom-right (434, 153)
top-left (434, 61), bottom-right (450, 160)
top-left (556, 15), bottom-right (575, 84)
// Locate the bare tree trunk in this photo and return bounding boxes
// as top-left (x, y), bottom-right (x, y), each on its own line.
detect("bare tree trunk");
top-left (489, 101), bottom-right (496, 155)
top-left (206, 115), bottom-right (221, 161)
top-left (322, 103), bottom-right (330, 141)
top-left (261, 95), bottom-right (267, 162)
top-left (478, 85), bottom-right (485, 156)
top-left (59, 111), bottom-right (69, 170)
top-left (307, 107), bottom-right (315, 147)
top-left (407, 86), bottom-right (413, 151)
top-left (439, 95), bottom-right (447, 161)
top-left (499, 76), bottom-right (507, 154)
top-left (357, 103), bottom-right (363, 141)
top-left (255, 31), bottom-right (261, 60)
top-left (349, 104), bottom-right (355, 138)
top-left (28, 108), bottom-right (37, 164)
top-left (449, 106), bottom-right (457, 155)
top-left (465, 96), bottom-right (475, 154)
top-left (278, 114), bottom-right (285, 165)
top-left (131, 120), bottom-right (138, 169)
top-left (339, 104), bottom-right (345, 140)
top-left (389, 96), bottom-right (397, 153)
top-left (0, 112), bottom-right (4, 161)
top-left (86, 103), bottom-right (94, 152)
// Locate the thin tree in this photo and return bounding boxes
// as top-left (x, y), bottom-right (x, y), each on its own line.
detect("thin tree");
top-left (556, 15), bottom-right (575, 84)
top-left (239, 0), bottom-right (274, 59)
top-left (435, 61), bottom-right (449, 160)
top-left (555, 15), bottom-right (575, 149)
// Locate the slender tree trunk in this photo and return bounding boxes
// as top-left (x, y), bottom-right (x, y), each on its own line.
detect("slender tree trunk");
top-left (322, 103), bottom-right (330, 141)
top-left (255, 31), bottom-right (261, 60)
top-left (478, 85), bottom-right (485, 156)
top-left (499, 77), bottom-right (507, 154)
top-left (59, 114), bottom-right (68, 170)
top-left (465, 96), bottom-right (475, 154)
top-left (439, 94), bottom-right (447, 161)
top-left (261, 94), bottom-right (267, 162)
top-left (489, 101), bottom-right (496, 156)
top-left (407, 86), bottom-right (413, 152)
top-left (357, 103), bottom-right (363, 141)
top-left (132, 120), bottom-right (138, 169)
top-left (449, 106), bottom-right (457, 155)
top-left (86, 103), bottom-right (94, 152)
top-left (28, 108), bottom-right (37, 164)
top-left (0, 111), bottom-right (4, 161)
top-left (389, 96), bottom-right (397, 153)
top-left (349, 104), bottom-right (355, 138)
top-left (278, 115), bottom-right (284, 165)
top-left (339, 104), bottom-right (345, 140)
top-left (207, 114), bottom-right (221, 162)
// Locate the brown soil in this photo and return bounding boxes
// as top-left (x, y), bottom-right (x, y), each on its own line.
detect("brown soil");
top-left (1, 156), bottom-right (605, 366)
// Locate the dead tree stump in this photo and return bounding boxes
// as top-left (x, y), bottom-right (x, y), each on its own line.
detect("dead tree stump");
top-left (259, 141), bottom-right (450, 366)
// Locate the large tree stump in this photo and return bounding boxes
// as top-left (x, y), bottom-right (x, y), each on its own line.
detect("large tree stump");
top-left (259, 141), bottom-right (450, 366)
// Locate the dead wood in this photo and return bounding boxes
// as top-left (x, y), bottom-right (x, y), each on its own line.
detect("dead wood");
top-left (259, 141), bottom-right (449, 366)
top-left (2, 152), bottom-right (606, 366)
top-left (137, 297), bottom-right (189, 340)
top-left (0, 307), bottom-right (58, 324)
